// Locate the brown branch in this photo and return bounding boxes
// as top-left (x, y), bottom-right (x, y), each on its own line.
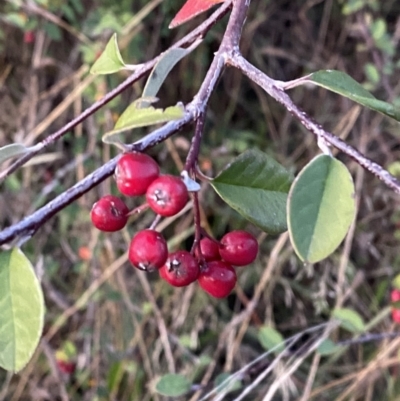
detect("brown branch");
top-left (227, 52), bottom-right (400, 194)
top-left (0, 0), bottom-right (232, 183)
top-left (0, 0), bottom-right (239, 246)
top-left (2, 0), bottom-right (400, 248)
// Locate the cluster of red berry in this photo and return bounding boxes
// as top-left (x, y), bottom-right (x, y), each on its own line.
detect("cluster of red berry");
top-left (90, 152), bottom-right (258, 298)
top-left (391, 289), bottom-right (400, 323)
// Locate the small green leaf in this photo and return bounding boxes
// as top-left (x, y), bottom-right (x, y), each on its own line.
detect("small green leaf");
top-left (306, 70), bottom-right (400, 121)
top-left (364, 63), bottom-right (380, 85)
top-left (0, 248), bottom-right (45, 372)
top-left (102, 100), bottom-right (184, 145)
top-left (114, 99), bottom-right (183, 130)
top-left (141, 47), bottom-right (195, 107)
top-left (107, 361), bottom-right (126, 393)
top-left (393, 273), bottom-right (400, 290)
top-left (211, 149), bottom-right (294, 234)
top-left (155, 373), bottom-right (191, 397)
top-left (287, 154), bottom-right (355, 263)
top-left (4, 13), bottom-right (26, 28)
top-left (370, 19), bottom-right (386, 41)
top-left (258, 326), bottom-right (285, 354)
top-left (342, 0), bottom-right (365, 15)
top-left (387, 161), bottom-right (400, 177)
top-left (90, 33), bottom-right (126, 75)
top-left (317, 339), bottom-right (343, 356)
top-left (0, 143), bottom-right (31, 165)
top-left (214, 373), bottom-right (242, 394)
top-left (332, 308), bottom-right (365, 333)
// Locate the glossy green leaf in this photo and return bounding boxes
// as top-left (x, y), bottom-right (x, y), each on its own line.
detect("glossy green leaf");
top-left (211, 149), bottom-right (293, 234)
top-left (287, 155), bottom-right (355, 263)
top-left (140, 47), bottom-right (195, 108)
top-left (258, 326), bottom-right (285, 354)
top-left (332, 308), bottom-right (365, 333)
top-left (0, 143), bottom-right (31, 165)
top-left (155, 373), bottom-right (191, 397)
top-left (306, 70), bottom-right (400, 121)
top-left (90, 33), bottom-right (126, 75)
top-left (0, 248), bottom-right (45, 372)
top-left (102, 99), bottom-right (184, 145)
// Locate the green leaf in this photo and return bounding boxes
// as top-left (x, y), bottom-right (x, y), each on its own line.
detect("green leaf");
top-left (0, 248), bottom-right (45, 372)
top-left (258, 326), bottom-right (285, 354)
top-left (332, 308), bottom-right (365, 333)
top-left (306, 70), bottom-right (400, 121)
top-left (102, 100), bottom-right (184, 146)
top-left (214, 372), bottom-right (242, 394)
top-left (0, 143), bottom-right (31, 165)
top-left (393, 273), bottom-right (400, 290)
top-left (4, 13), bottom-right (26, 28)
top-left (317, 339), bottom-right (343, 356)
top-left (364, 63), bottom-right (380, 85)
top-left (43, 22), bottom-right (62, 42)
top-left (90, 33), bottom-right (126, 75)
top-left (155, 373), bottom-right (191, 397)
top-left (287, 154), bottom-right (355, 263)
top-left (342, 0), bottom-right (365, 15)
top-left (211, 149), bottom-right (294, 234)
top-left (140, 47), bottom-right (195, 108)
top-left (107, 361), bottom-right (126, 393)
top-left (370, 19), bottom-right (386, 41)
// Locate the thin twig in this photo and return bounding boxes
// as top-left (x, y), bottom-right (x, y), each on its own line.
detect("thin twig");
top-left (0, 2), bottom-right (233, 246)
top-left (0, 114), bottom-right (192, 246)
top-left (227, 52), bottom-right (400, 193)
top-left (185, 112), bottom-right (206, 172)
top-left (0, 0), bottom-right (232, 182)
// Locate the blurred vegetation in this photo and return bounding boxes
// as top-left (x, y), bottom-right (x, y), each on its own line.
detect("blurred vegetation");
top-left (1, 0), bottom-right (400, 400)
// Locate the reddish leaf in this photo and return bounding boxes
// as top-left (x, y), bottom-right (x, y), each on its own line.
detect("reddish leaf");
top-left (169, 0), bottom-right (225, 29)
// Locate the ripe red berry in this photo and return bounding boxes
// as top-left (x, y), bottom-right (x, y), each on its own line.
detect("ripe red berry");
top-left (24, 30), bottom-right (35, 44)
top-left (196, 237), bottom-right (221, 262)
top-left (219, 230), bottom-right (258, 266)
top-left (56, 359), bottom-right (76, 375)
top-left (159, 250), bottom-right (200, 287)
top-left (392, 309), bottom-right (400, 324)
top-left (146, 175), bottom-right (188, 217)
top-left (129, 230), bottom-right (168, 272)
top-left (198, 260), bottom-right (237, 298)
top-left (90, 195), bottom-right (129, 232)
top-left (391, 289), bottom-right (400, 303)
top-left (115, 152), bottom-right (160, 196)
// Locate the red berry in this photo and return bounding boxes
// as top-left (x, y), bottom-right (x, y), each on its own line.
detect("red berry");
top-left (196, 237), bottom-right (221, 262)
top-left (24, 31), bottom-right (35, 44)
top-left (146, 175), bottom-right (188, 217)
top-left (198, 260), bottom-right (237, 298)
top-left (56, 360), bottom-right (76, 375)
top-left (219, 230), bottom-right (258, 266)
top-left (115, 152), bottom-right (160, 196)
top-left (90, 195), bottom-right (129, 232)
top-left (391, 289), bottom-right (400, 303)
top-left (129, 230), bottom-right (168, 272)
top-left (159, 251), bottom-right (200, 287)
top-left (392, 309), bottom-right (400, 324)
